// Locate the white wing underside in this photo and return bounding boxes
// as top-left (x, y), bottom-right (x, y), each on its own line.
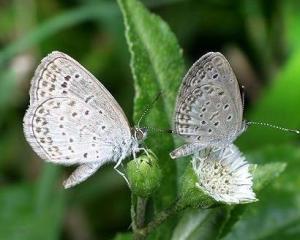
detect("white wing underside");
top-left (24, 97), bottom-right (117, 165)
top-left (171, 52), bottom-right (243, 158)
top-left (23, 51), bottom-right (133, 187)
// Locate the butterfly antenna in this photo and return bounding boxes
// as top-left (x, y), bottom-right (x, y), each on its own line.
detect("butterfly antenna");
top-left (137, 91), bottom-right (163, 128)
top-left (144, 126), bottom-right (173, 134)
top-left (240, 85), bottom-right (246, 117)
top-left (143, 126), bottom-right (182, 136)
top-left (246, 121), bottom-right (300, 134)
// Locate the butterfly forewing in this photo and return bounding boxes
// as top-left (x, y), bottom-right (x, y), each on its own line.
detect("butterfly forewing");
top-left (173, 52), bottom-right (243, 147)
top-left (29, 51), bottom-right (130, 136)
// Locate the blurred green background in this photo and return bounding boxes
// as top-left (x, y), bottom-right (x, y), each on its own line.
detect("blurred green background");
top-left (1, 0), bottom-right (300, 239)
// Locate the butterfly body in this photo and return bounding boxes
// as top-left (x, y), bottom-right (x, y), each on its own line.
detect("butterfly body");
top-left (23, 51), bottom-right (146, 188)
top-left (171, 52), bottom-right (245, 159)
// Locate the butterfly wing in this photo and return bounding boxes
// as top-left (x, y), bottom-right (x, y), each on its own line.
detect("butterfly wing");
top-left (24, 52), bottom-right (132, 165)
top-left (29, 51), bottom-right (129, 126)
top-left (173, 52), bottom-right (243, 146)
top-left (24, 97), bottom-right (123, 165)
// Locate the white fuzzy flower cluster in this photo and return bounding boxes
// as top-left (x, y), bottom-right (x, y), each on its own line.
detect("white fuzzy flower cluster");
top-left (192, 145), bottom-right (257, 204)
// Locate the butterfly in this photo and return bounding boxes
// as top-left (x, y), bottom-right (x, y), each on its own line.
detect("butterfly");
top-left (170, 52), bottom-right (246, 159)
top-left (23, 51), bottom-right (147, 188)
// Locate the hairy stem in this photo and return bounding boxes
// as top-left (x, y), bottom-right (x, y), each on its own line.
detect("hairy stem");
top-left (132, 196), bottom-right (148, 240)
top-left (131, 193), bottom-right (137, 232)
top-left (136, 197), bottom-right (147, 228)
top-left (136, 201), bottom-right (184, 238)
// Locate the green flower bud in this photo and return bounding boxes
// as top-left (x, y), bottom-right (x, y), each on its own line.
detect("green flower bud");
top-left (127, 150), bottom-right (162, 198)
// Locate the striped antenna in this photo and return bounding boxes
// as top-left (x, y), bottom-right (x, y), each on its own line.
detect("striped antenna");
top-left (137, 91), bottom-right (163, 128)
top-left (144, 126), bottom-right (183, 136)
top-left (246, 121), bottom-right (300, 134)
top-left (144, 126), bottom-right (174, 134)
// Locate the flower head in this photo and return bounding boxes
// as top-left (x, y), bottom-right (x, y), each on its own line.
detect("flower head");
top-left (192, 145), bottom-right (257, 204)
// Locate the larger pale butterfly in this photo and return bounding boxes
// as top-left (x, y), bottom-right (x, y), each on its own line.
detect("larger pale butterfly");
top-left (170, 52), bottom-right (299, 159)
top-left (23, 51), bottom-right (147, 188)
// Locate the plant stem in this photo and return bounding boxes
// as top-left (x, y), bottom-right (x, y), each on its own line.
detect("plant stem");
top-left (136, 197), bottom-right (147, 228)
top-left (132, 196), bottom-right (148, 240)
top-left (131, 193), bottom-right (137, 232)
top-left (136, 201), bottom-right (183, 238)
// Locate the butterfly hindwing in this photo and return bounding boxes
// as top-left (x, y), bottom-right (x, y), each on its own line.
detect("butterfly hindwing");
top-left (24, 97), bottom-right (120, 165)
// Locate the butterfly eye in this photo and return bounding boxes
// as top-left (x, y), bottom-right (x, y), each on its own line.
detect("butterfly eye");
top-left (136, 131), bottom-right (143, 140)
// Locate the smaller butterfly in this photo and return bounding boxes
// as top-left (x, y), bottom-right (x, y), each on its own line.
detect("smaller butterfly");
top-left (170, 52), bottom-right (299, 159)
top-left (23, 51), bottom-right (148, 188)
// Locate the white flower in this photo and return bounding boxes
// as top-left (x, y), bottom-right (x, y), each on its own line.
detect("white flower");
top-left (192, 145), bottom-right (257, 204)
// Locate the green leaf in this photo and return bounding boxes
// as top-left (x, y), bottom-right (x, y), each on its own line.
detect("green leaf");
top-left (223, 145), bottom-right (300, 240)
top-left (118, 0), bottom-right (184, 210)
top-left (252, 162), bottom-right (286, 192)
top-left (171, 208), bottom-right (230, 240)
top-left (118, 0), bottom-right (185, 238)
top-left (219, 160), bottom-right (286, 239)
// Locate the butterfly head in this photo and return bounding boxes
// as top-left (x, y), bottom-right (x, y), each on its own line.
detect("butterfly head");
top-left (132, 127), bottom-right (148, 142)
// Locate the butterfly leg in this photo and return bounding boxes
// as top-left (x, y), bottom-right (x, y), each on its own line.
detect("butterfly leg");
top-left (202, 147), bottom-right (212, 159)
top-left (63, 162), bottom-right (103, 189)
top-left (114, 159), bottom-right (130, 187)
top-left (131, 150), bottom-right (140, 168)
top-left (136, 147), bottom-right (153, 166)
top-left (137, 147), bottom-right (150, 157)
top-left (170, 143), bottom-right (205, 159)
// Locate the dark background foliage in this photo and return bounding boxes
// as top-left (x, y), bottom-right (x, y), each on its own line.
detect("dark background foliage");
top-left (0, 0), bottom-right (300, 239)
